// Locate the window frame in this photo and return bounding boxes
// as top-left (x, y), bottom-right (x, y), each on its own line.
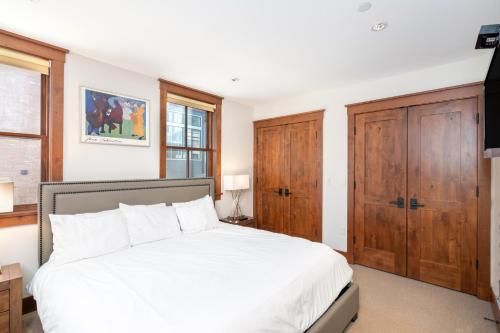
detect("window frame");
top-left (0, 29), bottom-right (68, 227)
top-left (159, 79), bottom-right (223, 199)
top-left (166, 104), bottom-right (208, 178)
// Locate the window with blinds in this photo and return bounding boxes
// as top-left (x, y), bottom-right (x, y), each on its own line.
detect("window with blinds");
top-left (166, 94), bottom-right (213, 179)
top-left (160, 79), bottom-right (222, 198)
top-left (0, 47), bottom-right (49, 205)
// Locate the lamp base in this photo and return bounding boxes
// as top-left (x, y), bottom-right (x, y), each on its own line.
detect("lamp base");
top-left (225, 215), bottom-right (248, 222)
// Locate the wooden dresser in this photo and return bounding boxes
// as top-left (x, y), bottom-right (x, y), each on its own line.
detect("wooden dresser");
top-left (0, 264), bottom-right (22, 333)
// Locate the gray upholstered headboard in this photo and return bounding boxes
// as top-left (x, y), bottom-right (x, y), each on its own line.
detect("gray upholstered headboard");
top-left (38, 178), bottom-right (214, 266)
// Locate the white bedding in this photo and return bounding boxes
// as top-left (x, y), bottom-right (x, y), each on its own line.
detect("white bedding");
top-left (29, 224), bottom-right (353, 333)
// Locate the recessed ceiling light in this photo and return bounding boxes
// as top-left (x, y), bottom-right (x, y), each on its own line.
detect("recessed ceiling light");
top-left (357, 2), bottom-right (372, 13)
top-left (231, 77), bottom-right (240, 82)
top-left (371, 22), bottom-right (388, 32)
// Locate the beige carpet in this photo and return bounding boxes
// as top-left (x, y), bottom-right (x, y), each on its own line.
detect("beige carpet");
top-left (345, 265), bottom-right (497, 333)
top-left (23, 265), bottom-right (497, 333)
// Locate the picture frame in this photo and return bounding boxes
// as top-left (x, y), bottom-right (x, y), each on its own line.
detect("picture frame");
top-left (80, 86), bottom-right (150, 146)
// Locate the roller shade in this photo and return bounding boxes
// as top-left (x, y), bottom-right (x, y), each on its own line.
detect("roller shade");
top-left (0, 47), bottom-right (50, 75)
top-left (167, 93), bottom-right (216, 112)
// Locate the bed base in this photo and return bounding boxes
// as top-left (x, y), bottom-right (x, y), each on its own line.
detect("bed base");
top-left (306, 282), bottom-right (359, 333)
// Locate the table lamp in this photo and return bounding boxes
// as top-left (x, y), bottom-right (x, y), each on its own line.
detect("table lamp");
top-left (223, 175), bottom-right (250, 221)
top-left (0, 177), bottom-right (14, 213)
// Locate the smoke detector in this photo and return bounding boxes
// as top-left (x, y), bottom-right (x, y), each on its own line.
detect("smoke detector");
top-left (371, 22), bottom-right (388, 32)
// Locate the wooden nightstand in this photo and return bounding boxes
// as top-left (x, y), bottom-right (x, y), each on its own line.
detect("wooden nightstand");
top-left (0, 264), bottom-right (22, 333)
top-left (219, 217), bottom-right (256, 228)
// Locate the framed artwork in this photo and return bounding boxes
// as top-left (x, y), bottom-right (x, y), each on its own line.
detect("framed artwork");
top-left (81, 87), bottom-right (150, 146)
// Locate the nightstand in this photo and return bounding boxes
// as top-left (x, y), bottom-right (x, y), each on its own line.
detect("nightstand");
top-left (219, 217), bottom-right (256, 228)
top-left (0, 263), bottom-right (22, 333)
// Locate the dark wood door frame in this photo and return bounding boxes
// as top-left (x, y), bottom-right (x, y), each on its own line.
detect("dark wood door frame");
top-left (346, 82), bottom-right (491, 301)
top-left (253, 110), bottom-right (324, 240)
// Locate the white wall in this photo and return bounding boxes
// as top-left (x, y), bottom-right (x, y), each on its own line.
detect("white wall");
top-left (0, 53), bottom-right (254, 291)
top-left (0, 224), bottom-right (38, 291)
top-left (492, 158), bottom-right (500, 299)
top-left (63, 54), bottom-right (160, 181)
top-left (253, 54), bottom-right (493, 251)
top-left (216, 99), bottom-right (254, 218)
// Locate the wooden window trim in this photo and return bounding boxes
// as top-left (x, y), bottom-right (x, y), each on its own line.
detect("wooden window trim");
top-left (159, 79), bottom-right (223, 199)
top-left (165, 146), bottom-right (212, 151)
top-left (346, 82), bottom-right (491, 301)
top-left (0, 205), bottom-right (37, 228)
top-left (0, 29), bottom-right (68, 227)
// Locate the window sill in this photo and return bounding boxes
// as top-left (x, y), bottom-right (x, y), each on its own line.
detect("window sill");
top-left (0, 204), bottom-right (37, 228)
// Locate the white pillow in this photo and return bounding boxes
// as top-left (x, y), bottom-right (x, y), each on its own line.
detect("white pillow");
top-left (49, 209), bottom-right (130, 265)
top-left (174, 204), bottom-right (212, 233)
top-left (119, 203), bottom-right (181, 245)
top-left (172, 195), bottom-right (220, 229)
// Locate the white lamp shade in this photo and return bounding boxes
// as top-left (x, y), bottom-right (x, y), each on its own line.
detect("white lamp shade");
top-left (223, 175), bottom-right (250, 191)
top-left (0, 177), bottom-right (14, 213)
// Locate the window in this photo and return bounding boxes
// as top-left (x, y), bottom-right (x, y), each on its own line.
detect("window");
top-left (159, 79), bottom-right (222, 199)
top-left (0, 62), bottom-right (45, 205)
top-left (0, 30), bottom-right (67, 228)
top-left (165, 103), bottom-right (208, 179)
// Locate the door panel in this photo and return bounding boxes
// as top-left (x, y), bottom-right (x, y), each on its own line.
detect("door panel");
top-left (285, 121), bottom-right (321, 241)
top-left (255, 117), bottom-right (322, 241)
top-left (354, 108), bottom-right (407, 275)
top-left (407, 98), bottom-right (478, 294)
top-left (256, 126), bottom-right (286, 233)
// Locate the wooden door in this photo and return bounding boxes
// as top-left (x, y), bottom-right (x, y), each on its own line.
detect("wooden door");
top-left (255, 125), bottom-right (286, 233)
top-left (354, 108), bottom-right (408, 275)
top-left (407, 98), bottom-right (478, 294)
top-left (283, 120), bottom-right (322, 241)
top-left (254, 111), bottom-right (323, 241)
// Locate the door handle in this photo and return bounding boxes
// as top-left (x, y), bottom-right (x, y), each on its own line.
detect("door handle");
top-left (388, 196), bottom-right (405, 208)
top-left (273, 188), bottom-right (283, 196)
top-left (409, 198), bottom-right (425, 210)
top-left (284, 188), bottom-right (292, 196)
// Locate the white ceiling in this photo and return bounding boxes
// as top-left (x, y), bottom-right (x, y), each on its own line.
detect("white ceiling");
top-left (1, 0), bottom-right (499, 104)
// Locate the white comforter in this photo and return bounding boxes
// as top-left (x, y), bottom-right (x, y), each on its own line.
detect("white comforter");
top-left (29, 224), bottom-right (352, 333)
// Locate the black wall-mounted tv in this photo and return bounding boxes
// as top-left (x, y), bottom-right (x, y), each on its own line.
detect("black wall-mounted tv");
top-left (484, 47), bottom-right (500, 158)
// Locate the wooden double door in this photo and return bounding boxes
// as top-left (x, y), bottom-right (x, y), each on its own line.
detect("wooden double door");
top-left (354, 98), bottom-right (479, 294)
top-left (254, 111), bottom-right (323, 242)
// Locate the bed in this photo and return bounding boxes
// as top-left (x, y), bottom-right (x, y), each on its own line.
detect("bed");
top-left (29, 178), bottom-right (358, 333)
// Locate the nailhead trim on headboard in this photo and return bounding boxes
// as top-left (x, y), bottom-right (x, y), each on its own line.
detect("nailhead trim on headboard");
top-left (38, 178), bottom-right (214, 266)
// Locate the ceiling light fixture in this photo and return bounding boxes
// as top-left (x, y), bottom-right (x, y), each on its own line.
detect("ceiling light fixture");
top-left (357, 2), bottom-right (372, 13)
top-left (371, 22), bottom-right (388, 32)
top-left (231, 77), bottom-right (240, 82)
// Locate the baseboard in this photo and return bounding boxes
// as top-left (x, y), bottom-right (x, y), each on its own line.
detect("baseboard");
top-left (479, 285), bottom-right (494, 301)
top-left (22, 296), bottom-right (37, 315)
top-left (336, 250), bottom-right (354, 264)
top-left (491, 287), bottom-right (500, 333)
